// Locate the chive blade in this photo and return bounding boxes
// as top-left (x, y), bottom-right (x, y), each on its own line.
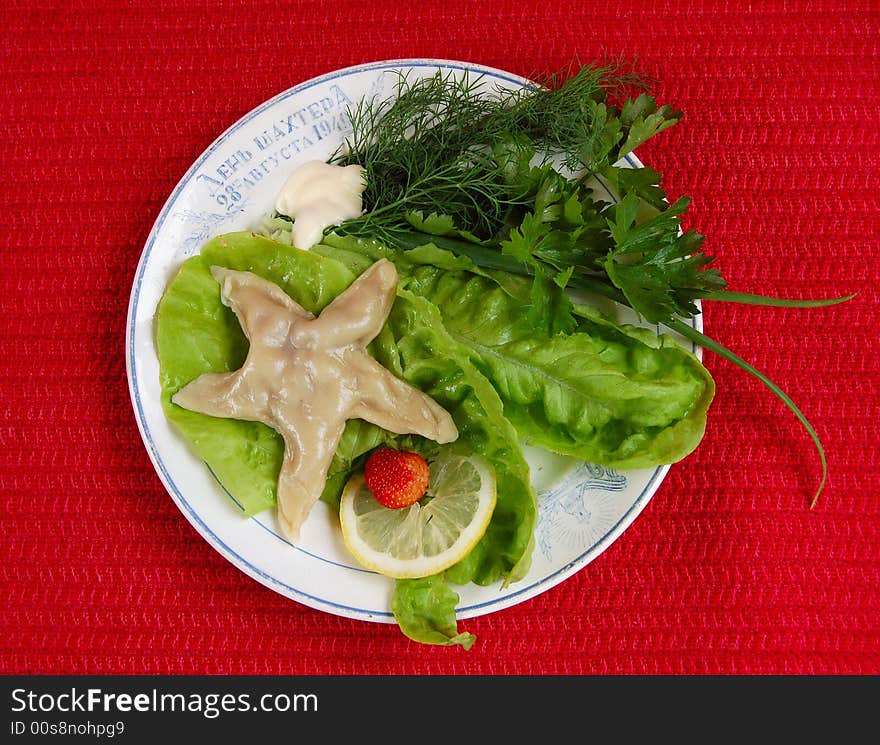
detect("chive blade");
top-left (704, 290), bottom-right (856, 308)
top-left (666, 317), bottom-right (827, 508)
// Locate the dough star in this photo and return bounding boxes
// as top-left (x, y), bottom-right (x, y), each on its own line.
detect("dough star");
top-left (172, 258), bottom-right (458, 542)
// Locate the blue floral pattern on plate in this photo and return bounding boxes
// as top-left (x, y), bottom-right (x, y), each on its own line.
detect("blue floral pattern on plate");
top-left (537, 463), bottom-right (627, 562)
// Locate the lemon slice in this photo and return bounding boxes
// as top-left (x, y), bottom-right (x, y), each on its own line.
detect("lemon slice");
top-left (339, 454), bottom-right (497, 579)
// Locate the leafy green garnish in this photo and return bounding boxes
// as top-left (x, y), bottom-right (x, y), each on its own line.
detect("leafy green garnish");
top-left (603, 193), bottom-right (725, 323)
top-left (330, 63), bottom-right (675, 243)
top-left (156, 231), bottom-right (538, 646)
top-left (394, 253), bottom-right (714, 469)
top-left (391, 575), bottom-right (475, 650)
top-left (326, 62), bottom-right (854, 506)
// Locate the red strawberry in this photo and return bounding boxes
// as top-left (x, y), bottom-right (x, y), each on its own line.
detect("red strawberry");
top-left (364, 448), bottom-right (430, 509)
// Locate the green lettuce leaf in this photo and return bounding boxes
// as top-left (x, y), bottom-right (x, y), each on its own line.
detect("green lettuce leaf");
top-left (318, 232), bottom-right (715, 468)
top-left (402, 262), bottom-right (714, 468)
top-left (376, 288), bottom-right (536, 588)
top-left (391, 575), bottom-right (476, 650)
top-left (156, 231), bottom-right (537, 647)
top-left (156, 232), bottom-right (371, 516)
top-left (158, 228), bottom-right (713, 648)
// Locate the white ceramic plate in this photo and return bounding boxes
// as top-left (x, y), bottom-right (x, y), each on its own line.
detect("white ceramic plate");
top-left (126, 59), bottom-right (702, 623)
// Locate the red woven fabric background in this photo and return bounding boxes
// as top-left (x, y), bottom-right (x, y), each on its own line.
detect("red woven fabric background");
top-left (2, 0), bottom-right (878, 675)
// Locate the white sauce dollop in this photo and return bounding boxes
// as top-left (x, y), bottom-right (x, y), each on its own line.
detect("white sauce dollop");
top-left (274, 160), bottom-right (366, 250)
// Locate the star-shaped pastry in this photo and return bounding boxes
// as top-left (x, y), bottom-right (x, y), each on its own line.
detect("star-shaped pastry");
top-left (172, 258), bottom-right (458, 542)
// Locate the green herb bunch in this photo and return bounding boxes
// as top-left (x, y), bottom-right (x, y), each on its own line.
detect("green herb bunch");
top-left (328, 62), bottom-right (853, 505)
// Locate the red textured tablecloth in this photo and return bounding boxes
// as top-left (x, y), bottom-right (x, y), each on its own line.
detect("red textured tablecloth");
top-left (2, 0), bottom-right (878, 675)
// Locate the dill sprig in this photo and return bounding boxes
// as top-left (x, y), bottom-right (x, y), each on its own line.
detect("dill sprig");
top-left (330, 70), bottom-right (527, 241)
